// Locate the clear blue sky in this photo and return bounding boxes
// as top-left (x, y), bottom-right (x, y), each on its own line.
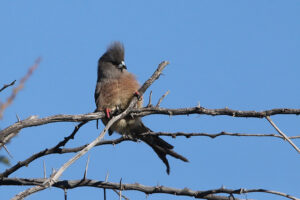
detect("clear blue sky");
top-left (1, 1), bottom-right (300, 199)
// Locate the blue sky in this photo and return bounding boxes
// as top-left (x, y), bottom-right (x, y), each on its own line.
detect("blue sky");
top-left (0, 1), bottom-right (300, 199)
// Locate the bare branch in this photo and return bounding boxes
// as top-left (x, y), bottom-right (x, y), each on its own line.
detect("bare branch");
top-left (2, 107), bottom-right (300, 149)
top-left (141, 131), bottom-right (300, 140)
top-left (266, 116), bottom-right (300, 153)
top-left (131, 107), bottom-right (300, 118)
top-left (0, 80), bottom-right (16, 93)
top-left (2, 178), bottom-right (299, 200)
top-left (3, 128), bottom-right (300, 179)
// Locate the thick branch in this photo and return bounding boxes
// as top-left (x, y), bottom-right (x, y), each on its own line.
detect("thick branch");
top-left (2, 178), bottom-right (299, 200)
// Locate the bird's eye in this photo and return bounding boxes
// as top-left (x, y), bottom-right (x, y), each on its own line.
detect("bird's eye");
top-left (111, 61), bottom-right (119, 66)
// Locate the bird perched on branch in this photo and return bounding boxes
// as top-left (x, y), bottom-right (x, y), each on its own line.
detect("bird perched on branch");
top-left (94, 41), bottom-right (188, 174)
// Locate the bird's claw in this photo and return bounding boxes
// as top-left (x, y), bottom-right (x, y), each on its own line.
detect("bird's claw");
top-left (134, 91), bottom-right (142, 101)
top-left (105, 108), bottom-right (112, 119)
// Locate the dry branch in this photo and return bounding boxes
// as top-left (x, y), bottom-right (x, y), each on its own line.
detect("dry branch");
top-left (1, 107), bottom-right (300, 148)
top-left (131, 107), bottom-right (300, 118)
top-left (3, 129), bottom-right (300, 179)
top-left (1, 178), bottom-right (299, 200)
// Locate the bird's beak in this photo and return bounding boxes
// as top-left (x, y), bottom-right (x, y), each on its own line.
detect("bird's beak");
top-left (118, 61), bottom-right (127, 70)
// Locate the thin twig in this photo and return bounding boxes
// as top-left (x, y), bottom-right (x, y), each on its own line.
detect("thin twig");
top-left (156, 90), bottom-right (169, 107)
top-left (0, 80), bottom-right (16, 93)
top-left (266, 116), bottom-right (300, 153)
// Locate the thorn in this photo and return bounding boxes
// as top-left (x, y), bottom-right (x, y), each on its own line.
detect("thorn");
top-left (83, 155), bottom-right (90, 179)
top-left (64, 188), bottom-right (68, 200)
top-left (197, 101), bottom-right (201, 108)
top-left (16, 114), bottom-right (20, 122)
top-left (147, 91), bottom-right (153, 107)
top-left (43, 160), bottom-right (47, 179)
top-left (51, 168), bottom-right (56, 176)
top-left (103, 171), bottom-right (109, 200)
top-left (105, 171), bottom-right (109, 182)
top-left (3, 145), bottom-right (13, 158)
top-left (119, 178), bottom-right (123, 200)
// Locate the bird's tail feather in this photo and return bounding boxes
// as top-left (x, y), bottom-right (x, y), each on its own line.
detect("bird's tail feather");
top-left (133, 121), bottom-right (189, 174)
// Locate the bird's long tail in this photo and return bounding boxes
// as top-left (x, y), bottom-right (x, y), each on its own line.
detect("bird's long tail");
top-left (133, 121), bottom-right (189, 174)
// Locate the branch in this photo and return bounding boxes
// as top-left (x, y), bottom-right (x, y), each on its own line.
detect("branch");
top-left (12, 61), bottom-right (169, 200)
top-left (5, 128), bottom-right (300, 179)
top-left (130, 107), bottom-right (300, 118)
top-left (141, 131), bottom-right (300, 140)
top-left (2, 107), bottom-right (300, 148)
top-left (2, 178), bottom-right (299, 200)
top-left (0, 80), bottom-right (16, 93)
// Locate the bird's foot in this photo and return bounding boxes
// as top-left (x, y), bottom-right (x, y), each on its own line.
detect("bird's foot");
top-left (105, 108), bottom-right (112, 119)
top-left (134, 91), bottom-right (143, 101)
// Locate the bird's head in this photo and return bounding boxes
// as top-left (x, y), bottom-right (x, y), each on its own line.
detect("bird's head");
top-left (99, 41), bottom-right (126, 70)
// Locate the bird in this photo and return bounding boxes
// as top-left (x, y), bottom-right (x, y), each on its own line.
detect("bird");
top-left (94, 41), bottom-right (188, 174)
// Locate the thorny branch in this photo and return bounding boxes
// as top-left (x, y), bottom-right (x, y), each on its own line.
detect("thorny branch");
top-left (141, 131), bottom-right (300, 140)
top-left (2, 130), bottom-right (299, 179)
top-left (1, 178), bottom-right (299, 200)
top-left (1, 107), bottom-right (300, 148)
